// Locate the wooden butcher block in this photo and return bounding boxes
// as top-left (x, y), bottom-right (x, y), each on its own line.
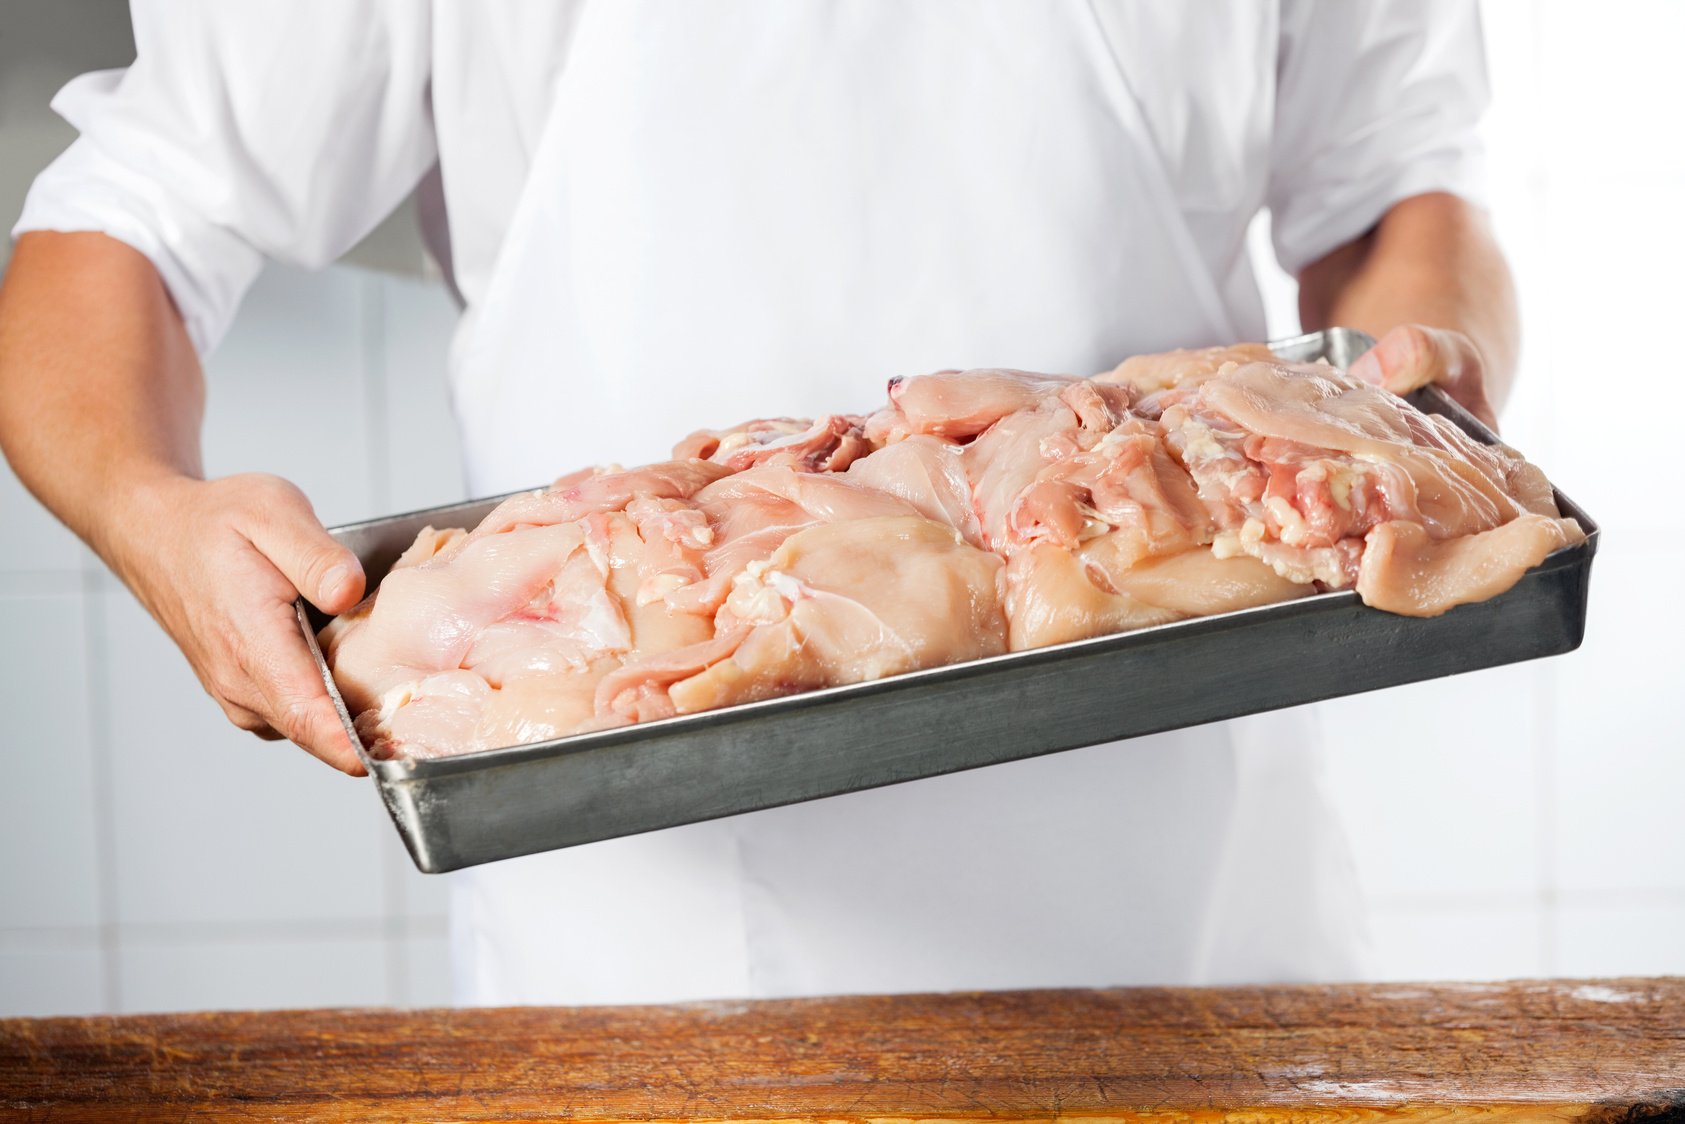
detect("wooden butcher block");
top-left (2, 978), bottom-right (1682, 1121)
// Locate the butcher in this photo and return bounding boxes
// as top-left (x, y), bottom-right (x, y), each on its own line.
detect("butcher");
top-left (0, 2), bottom-right (1511, 1002)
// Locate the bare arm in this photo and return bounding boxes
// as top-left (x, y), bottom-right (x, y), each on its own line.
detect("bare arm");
top-left (1297, 192), bottom-right (1518, 430)
top-left (0, 231), bottom-right (367, 773)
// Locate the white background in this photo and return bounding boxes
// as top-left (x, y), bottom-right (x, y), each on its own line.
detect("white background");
top-left (2, 2), bottom-right (1681, 1015)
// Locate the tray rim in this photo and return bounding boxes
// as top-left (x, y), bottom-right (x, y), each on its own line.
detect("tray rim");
top-left (362, 531), bottom-right (1597, 785)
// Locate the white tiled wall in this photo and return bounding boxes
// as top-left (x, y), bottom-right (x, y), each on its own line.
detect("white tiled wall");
top-left (1300, 1), bottom-right (1685, 982)
top-left (0, 267), bottom-right (464, 1015)
top-left (2, 1), bottom-right (1680, 1016)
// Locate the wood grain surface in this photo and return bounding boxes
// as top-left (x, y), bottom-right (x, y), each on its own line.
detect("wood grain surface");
top-left (2, 978), bottom-right (1682, 1122)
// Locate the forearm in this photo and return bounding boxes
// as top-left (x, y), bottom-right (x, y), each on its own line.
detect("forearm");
top-left (1297, 192), bottom-right (1519, 412)
top-left (1, 230), bottom-right (365, 771)
top-left (0, 231), bottom-right (205, 566)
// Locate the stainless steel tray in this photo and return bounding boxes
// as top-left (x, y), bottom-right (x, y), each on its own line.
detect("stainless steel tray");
top-left (301, 329), bottom-right (1599, 873)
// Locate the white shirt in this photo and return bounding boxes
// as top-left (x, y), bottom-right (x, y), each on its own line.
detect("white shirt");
top-left (17, 0), bottom-right (1488, 1003)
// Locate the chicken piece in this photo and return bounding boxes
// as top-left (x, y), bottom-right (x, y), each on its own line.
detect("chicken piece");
top-left (458, 546), bottom-right (631, 687)
top-left (317, 524), bottom-right (467, 654)
top-left (357, 669), bottom-right (491, 760)
top-left (1188, 362), bottom-right (1527, 537)
top-left (1088, 545), bottom-right (1312, 616)
top-left (864, 367), bottom-right (1085, 444)
top-left (471, 660), bottom-right (626, 751)
top-left (1003, 542), bottom-right (1181, 650)
top-left (593, 632), bottom-right (747, 724)
top-left (1162, 360), bottom-right (1583, 611)
top-left (658, 516), bottom-right (1007, 715)
top-left (471, 459), bottom-right (732, 538)
top-left (602, 510), bottom-right (720, 666)
top-left (623, 496), bottom-right (713, 607)
top-left (325, 522), bottom-right (604, 716)
top-left (1057, 378), bottom-right (1136, 433)
top-left (1098, 342), bottom-right (1275, 394)
top-left (1356, 515), bottom-right (1582, 617)
top-left (964, 397), bottom-right (1087, 550)
top-left (394, 525), bottom-right (469, 568)
top-left (673, 415), bottom-right (873, 473)
top-left (966, 393), bottom-right (1204, 559)
top-left (362, 660), bottom-right (624, 761)
top-left (844, 435), bottom-right (982, 546)
top-left (602, 475), bottom-right (940, 717)
top-left (664, 465), bottom-right (925, 614)
top-left (1004, 540), bottom-right (1311, 652)
top-left (1014, 418), bottom-right (1212, 557)
top-left (329, 495), bottom-right (719, 757)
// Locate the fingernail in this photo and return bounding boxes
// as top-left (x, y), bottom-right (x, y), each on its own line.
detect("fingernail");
top-left (322, 564), bottom-right (349, 598)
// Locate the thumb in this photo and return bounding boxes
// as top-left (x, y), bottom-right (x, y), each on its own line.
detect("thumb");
top-left (1347, 324), bottom-right (1454, 397)
top-left (243, 483), bottom-right (366, 613)
top-left (1347, 324), bottom-right (1496, 430)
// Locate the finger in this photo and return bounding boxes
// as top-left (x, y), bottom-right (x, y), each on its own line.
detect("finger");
top-left (1414, 328), bottom-right (1496, 430)
top-left (1347, 323), bottom-right (1449, 397)
top-left (206, 671), bottom-right (299, 743)
top-left (240, 482), bottom-right (366, 614)
top-left (240, 609), bottom-right (369, 776)
top-left (215, 695), bottom-right (282, 739)
top-left (1348, 324), bottom-right (1497, 431)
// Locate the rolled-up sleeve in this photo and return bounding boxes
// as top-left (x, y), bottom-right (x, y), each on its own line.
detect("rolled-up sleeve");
top-left (12, 2), bottom-right (436, 355)
top-left (1267, 0), bottom-right (1490, 277)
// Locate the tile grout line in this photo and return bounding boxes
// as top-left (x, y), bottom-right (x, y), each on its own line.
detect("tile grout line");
top-left (1536, 656), bottom-right (1560, 974)
top-left (0, 570), bottom-right (91, 596)
top-left (79, 563), bottom-right (124, 1012)
top-left (361, 270), bottom-right (394, 516)
top-left (358, 268), bottom-right (412, 1005)
top-left (1365, 886), bottom-right (1685, 915)
top-left (0, 915), bottom-right (450, 946)
top-left (0, 926), bottom-right (105, 951)
top-left (1527, 0), bottom-right (1560, 981)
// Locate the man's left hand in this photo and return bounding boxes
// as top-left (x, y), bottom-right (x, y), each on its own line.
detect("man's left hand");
top-left (1347, 324), bottom-right (1498, 432)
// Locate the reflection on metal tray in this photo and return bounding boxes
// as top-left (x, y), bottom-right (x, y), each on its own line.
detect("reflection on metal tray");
top-left (299, 328), bottom-right (1598, 873)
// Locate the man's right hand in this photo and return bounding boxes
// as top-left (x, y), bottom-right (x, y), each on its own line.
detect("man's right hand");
top-left (0, 233), bottom-right (373, 775)
top-left (113, 472), bottom-right (370, 774)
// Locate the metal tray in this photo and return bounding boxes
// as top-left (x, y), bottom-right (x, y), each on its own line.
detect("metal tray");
top-left (300, 328), bottom-right (1599, 873)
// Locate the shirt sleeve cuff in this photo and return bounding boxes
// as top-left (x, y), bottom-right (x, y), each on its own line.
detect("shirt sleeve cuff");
top-left (12, 137), bottom-right (266, 357)
top-left (1270, 148), bottom-right (1488, 279)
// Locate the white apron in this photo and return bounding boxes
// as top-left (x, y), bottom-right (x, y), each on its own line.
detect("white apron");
top-left (445, 1), bottom-right (1368, 1003)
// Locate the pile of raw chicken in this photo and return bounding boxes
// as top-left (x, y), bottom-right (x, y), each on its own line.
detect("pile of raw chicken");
top-left (322, 345), bottom-right (1584, 759)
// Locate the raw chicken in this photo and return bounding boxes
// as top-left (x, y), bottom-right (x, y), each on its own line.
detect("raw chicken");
top-left (323, 344), bottom-right (1582, 760)
top-left (614, 516), bottom-right (1006, 720)
top-left (673, 415), bottom-right (873, 473)
top-left (1158, 360), bottom-right (1583, 611)
top-left (845, 436), bottom-right (981, 547)
top-left (322, 464), bottom-right (727, 757)
top-left (1099, 342), bottom-right (1276, 394)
